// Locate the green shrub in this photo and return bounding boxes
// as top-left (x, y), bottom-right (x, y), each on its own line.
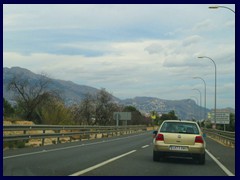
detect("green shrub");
top-left (16, 141), bottom-right (25, 148)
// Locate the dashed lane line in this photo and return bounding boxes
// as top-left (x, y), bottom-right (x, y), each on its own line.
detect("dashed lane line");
top-left (141, 145), bottom-right (149, 148)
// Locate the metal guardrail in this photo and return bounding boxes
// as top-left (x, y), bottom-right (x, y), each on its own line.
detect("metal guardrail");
top-left (202, 128), bottom-right (235, 147)
top-left (3, 125), bottom-right (147, 146)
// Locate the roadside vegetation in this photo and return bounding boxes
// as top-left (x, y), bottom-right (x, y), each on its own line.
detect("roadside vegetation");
top-left (3, 74), bottom-right (150, 126)
top-left (3, 74), bottom-right (234, 131)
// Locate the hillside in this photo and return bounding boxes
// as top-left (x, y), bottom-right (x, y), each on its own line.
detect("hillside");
top-left (121, 96), bottom-right (210, 120)
top-left (3, 67), bottom-right (118, 105)
top-left (3, 66), bottom-right (230, 120)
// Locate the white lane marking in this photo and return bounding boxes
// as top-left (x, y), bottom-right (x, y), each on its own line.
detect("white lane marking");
top-left (69, 150), bottom-right (137, 176)
top-left (205, 149), bottom-right (235, 176)
top-left (3, 132), bottom-right (149, 159)
top-left (141, 145), bottom-right (149, 148)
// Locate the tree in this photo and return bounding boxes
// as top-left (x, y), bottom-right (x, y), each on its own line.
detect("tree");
top-left (37, 98), bottom-right (74, 125)
top-left (70, 89), bottom-right (121, 126)
top-left (225, 113), bottom-right (235, 132)
top-left (160, 110), bottom-right (178, 121)
top-left (95, 89), bottom-right (118, 125)
top-left (169, 110), bottom-right (178, 120)
top-left (229, 113), bottom-right (235, 131)
top-left (123, 106), bottom-right (146, 125)
top-left (150, 111), bottom-right (161, 126)
top-left (3, 98), bottom-right (15, 117)
top-left (71, 93), bottom-right (95, 125)
top-left (200, 121), bottom-right (205, 128)
top-left (7, 73), bottom-right (59, 123)
top-left (124, 106), bottom-right (137, 112)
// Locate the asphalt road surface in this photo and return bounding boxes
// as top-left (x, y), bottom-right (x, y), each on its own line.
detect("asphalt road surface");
top-left (3, 131), bottom-right (235, 176)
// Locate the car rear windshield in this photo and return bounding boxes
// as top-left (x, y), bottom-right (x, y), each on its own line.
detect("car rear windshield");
top-left (160, 122), bottom-right (200, 134)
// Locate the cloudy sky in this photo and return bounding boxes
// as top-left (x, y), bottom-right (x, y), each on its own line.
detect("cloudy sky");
top-left (3, 4), bottom-right (235, 109)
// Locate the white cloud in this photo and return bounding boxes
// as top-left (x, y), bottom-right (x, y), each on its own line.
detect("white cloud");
top-left (182, 35), bottom-right (203, 47)
top-left (3, 4), bottom-right (235, 109)
top-left (192, 19), bottom-right (216, 32)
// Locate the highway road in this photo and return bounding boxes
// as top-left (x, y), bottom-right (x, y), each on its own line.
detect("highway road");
top-left (3, 131), bottom-right (235, 176)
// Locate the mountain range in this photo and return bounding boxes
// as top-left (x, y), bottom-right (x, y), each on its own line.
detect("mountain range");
top-left (3, 67), bottom-right (234, 120)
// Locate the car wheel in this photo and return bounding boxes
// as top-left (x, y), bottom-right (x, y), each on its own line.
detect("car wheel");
top-left (153, 151), bottom-right (159, 162)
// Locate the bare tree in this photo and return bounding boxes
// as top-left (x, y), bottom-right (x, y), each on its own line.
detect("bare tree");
top-left (95, 89), bottom-right (119, 125)
top-left (71, 93), bottom-right (95, 125)
top-left (8, 73), bottom-right (59, 123)
top-left (80, 93), bottom-right (96, 125)
top-left (70, 104), bottom-right (83, 125)
top-left (70, 89), bottom-right (120, 125)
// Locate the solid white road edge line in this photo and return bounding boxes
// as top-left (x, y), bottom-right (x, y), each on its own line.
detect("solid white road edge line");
top-left (205, 149), bottom-right (234, 176)
top-left (69, 150), bottom-right (137, 176)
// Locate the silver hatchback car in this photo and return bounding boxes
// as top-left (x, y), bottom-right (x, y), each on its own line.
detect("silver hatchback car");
top-left (153, 120), bottom-right (206, 164)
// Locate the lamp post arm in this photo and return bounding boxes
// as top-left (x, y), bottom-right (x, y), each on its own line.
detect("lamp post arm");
top-left (209, 5), bottom-right (235, 13)
top-left (218, 6), bottom-right (235, 13)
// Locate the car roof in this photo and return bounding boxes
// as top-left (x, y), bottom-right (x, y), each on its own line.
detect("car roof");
top-left (162, 120), bottom-right (198, 124)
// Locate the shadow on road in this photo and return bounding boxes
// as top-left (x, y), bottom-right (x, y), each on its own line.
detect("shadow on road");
top-left (155, 157), bottom-right (202, 165)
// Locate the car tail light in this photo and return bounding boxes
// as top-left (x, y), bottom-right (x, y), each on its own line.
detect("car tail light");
top-left (155, 134), bottom-right (164, 141)
top-left (195, 136), bottom-right (204, 143)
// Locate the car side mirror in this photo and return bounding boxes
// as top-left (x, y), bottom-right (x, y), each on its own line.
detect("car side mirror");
top-left (203, 133), bottom-right (207, 139)
top-left (153, 130), bottom-right (158, 138)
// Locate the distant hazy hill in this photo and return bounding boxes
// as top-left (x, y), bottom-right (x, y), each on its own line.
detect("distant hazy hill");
top-left (3, 67), bottom-right (234, 120)
top-left (121, 96), bottom-right (211, 120)
top-left (3, 67), bottom-right (117, 105)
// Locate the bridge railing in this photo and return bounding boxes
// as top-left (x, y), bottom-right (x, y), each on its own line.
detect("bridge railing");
top-left (3, 125), bottom-right (147, 146)
top-left (202, 128), bottom-right (235, 147)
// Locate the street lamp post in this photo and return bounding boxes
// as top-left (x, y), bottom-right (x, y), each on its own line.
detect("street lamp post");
top-left (192, 88), bottom-right (202, 121)
top-left (193, 77), bottom-right (207, 120)
top-left (198, 56), bottom-right (217, 128)
top-left (209, 5), bottom-right (235, 13)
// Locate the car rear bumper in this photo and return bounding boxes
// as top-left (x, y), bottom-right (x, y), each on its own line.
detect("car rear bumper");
top-left (153, 144), bottom-right (205, 154)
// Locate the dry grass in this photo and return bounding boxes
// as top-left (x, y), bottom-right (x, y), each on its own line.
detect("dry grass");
top-left (4, 120), bottom-right (151, 149)
top-left (4, 120), bottom-right (59, 148)
top-left (3, 120), bottom-right (105, 148)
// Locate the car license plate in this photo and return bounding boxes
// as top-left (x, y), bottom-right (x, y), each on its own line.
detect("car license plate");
top-left (169, 146), bottom-right (188, 151)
